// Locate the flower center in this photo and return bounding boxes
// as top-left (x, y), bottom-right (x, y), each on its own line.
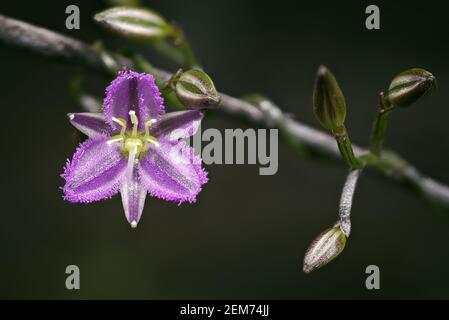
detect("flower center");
top-left (107, 111), bottom-right (159, 181)
top-left (107, 110), bottom-right (159, 157)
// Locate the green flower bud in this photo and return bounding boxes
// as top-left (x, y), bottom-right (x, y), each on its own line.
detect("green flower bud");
top-left (303, 223), bottom-right (346, 274)
top-left (313, 66), bottom-right (347, 132)
top-left (174, 69), bottom-right (220, 109)
top-left (94, 7), bottom-right (173, 41)
top-left (385, 68), bottom-right (436, 108)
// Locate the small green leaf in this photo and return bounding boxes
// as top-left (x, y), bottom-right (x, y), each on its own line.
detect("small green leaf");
top-left (94, 7), bottom-right (173, 41)
top-left (386, 68), bottom-right (436, 108)
top-left (174, 69), bottom-right (220, 109)
top-left (313, 65), bottom-right (347, 132)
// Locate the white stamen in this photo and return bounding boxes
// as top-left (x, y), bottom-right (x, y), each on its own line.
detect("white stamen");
top-left (130, 221), bottom-right (138, 228)
top-left (146, 118), bottom-right (157, 127)
top-left (146, 136), bottom-right (160, 147)
top-left (129, 111), bottom-right (138, 137)
top-left (68, 113), bottom-right (75, 120)
top-left (107, 136), bottom-right (124, 145)
top-left (144, 118), bottom-right (158, 149)
top-left (112, 117), bottom-right (127, 137)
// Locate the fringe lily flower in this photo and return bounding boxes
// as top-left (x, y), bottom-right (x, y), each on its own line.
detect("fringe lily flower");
top-left (62, 70), bottom-right (208, 228)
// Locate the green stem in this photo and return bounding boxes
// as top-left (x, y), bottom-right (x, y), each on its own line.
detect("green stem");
top-left (178, 38), bottom-right (197, 69)
top-left (150, 31), bottom-right (198, 70)
top-left (370, 93), bottom-right (394, 156)
top-left (335, 126), bottom-right (363, 169)
top-left (151, 40), bottom-right (185, 66)
top-left (171, 23), bottom-right (199, 69)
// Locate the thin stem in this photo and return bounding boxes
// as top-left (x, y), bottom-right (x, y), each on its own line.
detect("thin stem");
top-left (149, 24), bottom-right (199, 69)
top-left (2, 14), bottom-right (449, 208)
top-left (151, 40), bottom-right (185, 66)
top-left (338, 168), bottom-right (363, 237)
top-left (370, 93), bottom-right (394, 156)
top-left (370, 111), bottom-right (390, 155)
top-left (334, 126), bottom-right (363, 169)
top-left (171, 23), bottom-right (199, 69)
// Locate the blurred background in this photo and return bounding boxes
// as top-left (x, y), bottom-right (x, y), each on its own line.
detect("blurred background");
top-left (1, 0), bottom-right (449, 299)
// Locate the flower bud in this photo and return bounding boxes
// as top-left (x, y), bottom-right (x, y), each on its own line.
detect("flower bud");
top-left (303, 223), bottom-right (346, 274)
top-left (313, 66), bottom-right (347, 132)
top-left (385, 68), bottom-right (436, 108)
top-left (174, 69), bottom-right (220, 109)
top-left (94, 7), bottom-right (173, 41)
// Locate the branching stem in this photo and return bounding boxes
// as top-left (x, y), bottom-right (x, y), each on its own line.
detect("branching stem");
top-left (1, 14), bottom-right (449, 209)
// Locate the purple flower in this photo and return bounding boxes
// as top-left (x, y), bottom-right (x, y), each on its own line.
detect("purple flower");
top-left (62, 71), bottom-right (208, 228)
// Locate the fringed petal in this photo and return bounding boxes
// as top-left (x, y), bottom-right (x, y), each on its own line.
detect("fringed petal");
top-left (138, 141), bottom-right (208, 203)
top-left (104, 70), bottom-right (164, 131)
top-left (62, 136), bottom-right (127, 203)
top-left (150, 110), bottom-right (203, 141)
top-left (68, 112), bottom-right (112, 137)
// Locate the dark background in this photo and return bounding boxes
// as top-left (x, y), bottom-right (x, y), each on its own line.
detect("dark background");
top-left (1, 0), bottom-right (449, 299)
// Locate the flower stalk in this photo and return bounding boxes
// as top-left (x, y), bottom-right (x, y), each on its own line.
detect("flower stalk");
top-left (334, 126), bottom-right (363, 169)
top-left (170, 23), bottom-right (199, 69)
top-left (338, 168), bottom-right (362, 237)
top-left (369, 93), bottom-right (393, 156)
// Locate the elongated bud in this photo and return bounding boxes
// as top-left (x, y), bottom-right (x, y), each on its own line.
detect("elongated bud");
top-left (94, 7), bottom-right (173, 41)
top-left (174, 69), bottom-right (220, 109)
top-left (313, 66), bottom-right (347, 132)
top-left (303, 222), bottom-right (346, 274)
top-left (385, 68), bottom-right (436, 108)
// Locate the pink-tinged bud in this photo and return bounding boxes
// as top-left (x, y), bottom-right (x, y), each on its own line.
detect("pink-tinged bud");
top-left (303, 223), bottom-right (347, 273)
